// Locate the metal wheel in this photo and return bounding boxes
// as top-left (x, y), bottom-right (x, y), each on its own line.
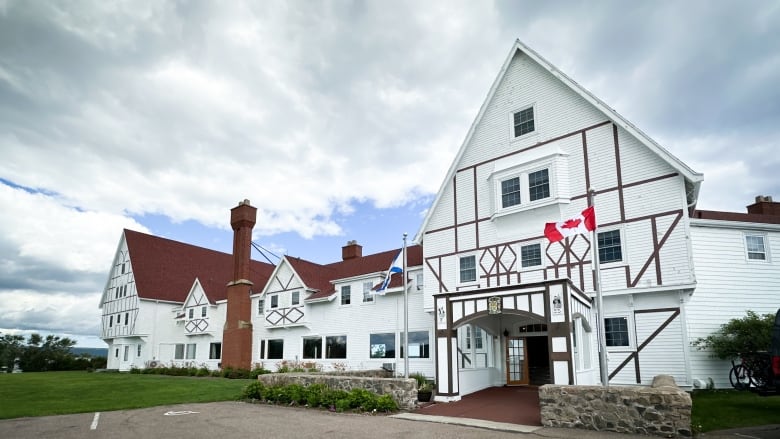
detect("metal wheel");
top-left (730, 364), bottom-right (750, 390)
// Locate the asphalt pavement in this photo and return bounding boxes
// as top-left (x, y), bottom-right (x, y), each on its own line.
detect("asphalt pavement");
top-left (1, 401), bottom-right (778, 439)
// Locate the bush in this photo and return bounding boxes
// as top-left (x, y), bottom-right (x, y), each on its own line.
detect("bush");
top-left (240, 382), bottom-right (397, 413)
top-left (692, 311), bottom-right (775, 359)
top-left (221, 367), bottom-right (251, 379)
top-left (242, 382), bottom-right (267, 400)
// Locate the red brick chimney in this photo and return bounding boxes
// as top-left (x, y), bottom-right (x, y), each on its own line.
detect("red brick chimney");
top-left (222, 199), bottom-right (256, 371)
top-left (747, 195), bottom-right (780, 216)
top-left (342, 240), bottom-right (362, 260)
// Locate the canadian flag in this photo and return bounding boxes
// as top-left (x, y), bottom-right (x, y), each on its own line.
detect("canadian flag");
top-left (544, 206), bottom-right (596, 243)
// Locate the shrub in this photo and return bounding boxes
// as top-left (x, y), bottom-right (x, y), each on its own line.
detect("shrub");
top-left (240, 381), bottom-right (398, 414)
top-left (375, 394), bottom-right (398, 412)
top-left (409, 372), bottom-right (426, 389)
top-left (221, 367), bottom-right (251, 379)
top-left (692, 311), bottom-right (775, 359)
top-left (242, 382), bottom-right (267, 400)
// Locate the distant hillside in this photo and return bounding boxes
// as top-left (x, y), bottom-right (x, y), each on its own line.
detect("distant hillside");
top-left (70, 347), bottom-right (108, 357)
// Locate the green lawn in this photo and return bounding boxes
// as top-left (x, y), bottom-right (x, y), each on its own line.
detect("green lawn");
top-left (691, 389), bottom-right (780, 432)
top-left (0, 371), bottom-right (252, 419)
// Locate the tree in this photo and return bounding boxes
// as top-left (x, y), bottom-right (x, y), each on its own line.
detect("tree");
top-left (21, 334), bottom-right (77, 371)
top-left (692, 311), bottom-right (775, 360)
top-left (0, 333), bottom-right (25, 370)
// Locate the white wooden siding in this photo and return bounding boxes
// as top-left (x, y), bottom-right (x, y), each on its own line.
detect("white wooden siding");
top-left (687, 221), bottom-right (780, 388)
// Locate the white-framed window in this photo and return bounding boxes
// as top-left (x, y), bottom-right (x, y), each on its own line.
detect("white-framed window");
top-left (185, 343), bottom-right (196, 359)
top-left (370, 333), bottom-right (395, 358)
top-left (291, 291), bottom-right (300, 306)
top-left (188, 308), bottom-right (194, 319)
top-left (257, 298), bottom-right (265, 314)
top-left (267, 339), bottom-right (284, 359)
top-left (573, 315), bottom-right (593, 370)
top-left (201, 306), bottom-right (207, 317)
top-left (604, 316), bottom-right (630, 348)
top-left (326, 335), bottom-right (347, 359)
top-left (362, 281), bottom-right (374, 303)
top-left (520, 243), bottom-right (542, 268)
top-left (209, 342), bottom-right (221, 360)
top-left (123, 346), bottom-right (129, 361)
top-left (174, 344), bottom-right (185, 359)
top-left (598, 229), bottom-right (623, 264)
top-left (415, 272), bottom-right (424, 291)
top-left (745, 234), bottom-right (767, 261)
top-left (459, 255), bottom-right (477, 284)
top-left (512, 105), bottom-right (536, 138)
top-left (341, 285), bottom-right (351, 306)
top-left (401, 331), bottom-right (430, 359)
top-left (493, 164), bottom-right (555, 215)
top-left (137, 344), bottom-right (142, 357)
top-left (303, 336), bottom-right (322, 359)
top-left (457, 324), bottom-right (491, 368)
top-left (501, 177), bottom-right (522, 208)
top-left (270, 294), bottom-right (279, 309)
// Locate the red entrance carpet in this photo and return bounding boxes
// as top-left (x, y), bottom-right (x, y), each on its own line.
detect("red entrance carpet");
top-left (414, 386), bottom-right (541, 426)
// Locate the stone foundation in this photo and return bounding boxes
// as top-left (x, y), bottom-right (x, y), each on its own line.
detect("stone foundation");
top-left (257, 373), bottom-right (417, 409)
top-left (539, 377), bottom-right (692, 437)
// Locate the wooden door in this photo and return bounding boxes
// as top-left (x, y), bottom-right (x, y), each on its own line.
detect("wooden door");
top-left (506, 337), bottom-right (529, 385)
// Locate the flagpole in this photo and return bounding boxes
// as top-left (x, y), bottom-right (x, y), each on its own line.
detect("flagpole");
top-left (589, 188), bottom-right (609, 388)
top-left (402, 233), bottom-right (409, 379)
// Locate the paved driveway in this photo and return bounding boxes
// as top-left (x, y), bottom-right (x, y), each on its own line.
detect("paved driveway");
top-left (3, 401), bottom-right (777, 439)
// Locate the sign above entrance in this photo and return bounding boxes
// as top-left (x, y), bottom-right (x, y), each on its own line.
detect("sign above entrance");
top-left (488, 296), bottom-right (502, 315)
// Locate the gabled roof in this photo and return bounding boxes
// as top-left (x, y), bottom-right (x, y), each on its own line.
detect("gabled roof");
top-left (415, 39), bottom-right (704, 243)
top-left (287, 245), bottom-right (423, 301)
top-left (124, 229), bottom-right (274, 303)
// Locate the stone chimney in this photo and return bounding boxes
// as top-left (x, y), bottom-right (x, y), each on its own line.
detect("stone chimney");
top-left (747, 195), bottom-right (780, 216)
top-left (222, 199), bottom-right (256, 371)
top-left (342, 240), bottom-right (362, 260)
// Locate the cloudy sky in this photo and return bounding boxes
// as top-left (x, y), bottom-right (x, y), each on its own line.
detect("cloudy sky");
top-left (1, 0), bottom-right (778, 347)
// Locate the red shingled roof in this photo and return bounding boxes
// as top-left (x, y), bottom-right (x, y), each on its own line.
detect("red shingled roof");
top-left (124, 229), bottom-right (274, 303)
top-left (288, 245), bottom-right (423, 300)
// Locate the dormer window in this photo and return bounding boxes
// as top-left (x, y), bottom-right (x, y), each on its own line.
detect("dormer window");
top-left (528, 169), bottom-right (550, 201)
top-left (501, 177), bottom-right (522, 208)
top-left (490, 144), bottom-right (568, 218)
top-left (496, 166), bottom-right (552, 213)
top-left (291, 291), bottom-right (300, 306)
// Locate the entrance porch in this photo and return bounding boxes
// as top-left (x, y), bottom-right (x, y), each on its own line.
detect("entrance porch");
top-left (433, 279), bottom-right (595, 401)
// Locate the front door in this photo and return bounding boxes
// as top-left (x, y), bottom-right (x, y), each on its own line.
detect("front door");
top-left (506, 337), bottom-right (529, 385)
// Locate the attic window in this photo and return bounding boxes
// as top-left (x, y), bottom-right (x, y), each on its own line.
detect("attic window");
top-left (513, 106), bottom-right (535, 137)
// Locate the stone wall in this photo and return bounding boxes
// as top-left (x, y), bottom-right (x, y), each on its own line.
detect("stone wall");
top-left (539, 377), bottom-right (692, 437)
top-left (257, 373), bottom-right (418, 410)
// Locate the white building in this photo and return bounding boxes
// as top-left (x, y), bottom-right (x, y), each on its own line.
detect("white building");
top-left (99, 227), bottom-right (433, 376)
top-left (99, 229), bottom-right (274, 371)
top-left (415, 39), bottom-right (704, 401)
top-left (687, 197), bottom-right (780, 388)
top-left (99, 40), bottom-right (779, 399)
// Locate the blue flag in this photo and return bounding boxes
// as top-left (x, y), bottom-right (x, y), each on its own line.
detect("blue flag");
top-left (376, 250), bottom-right (403, 293)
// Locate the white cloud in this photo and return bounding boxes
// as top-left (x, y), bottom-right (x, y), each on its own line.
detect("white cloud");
top-left (0, 0), bottom-right (778, 343)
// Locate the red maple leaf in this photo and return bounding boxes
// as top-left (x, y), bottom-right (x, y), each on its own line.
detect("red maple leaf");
top-left (561, 218), bottom-right (582, 229)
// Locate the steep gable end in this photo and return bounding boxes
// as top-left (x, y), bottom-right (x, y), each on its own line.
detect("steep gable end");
top-left (416, 39), bottom-right (702, 242)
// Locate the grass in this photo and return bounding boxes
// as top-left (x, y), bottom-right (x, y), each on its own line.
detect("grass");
top-left (0, 371), bottom-right (252, 419)
top-left (691, 389), bottom-right (780, 432)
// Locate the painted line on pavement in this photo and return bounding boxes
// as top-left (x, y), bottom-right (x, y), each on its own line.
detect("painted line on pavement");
top-left (90, 412), bottom-right (100, 430)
